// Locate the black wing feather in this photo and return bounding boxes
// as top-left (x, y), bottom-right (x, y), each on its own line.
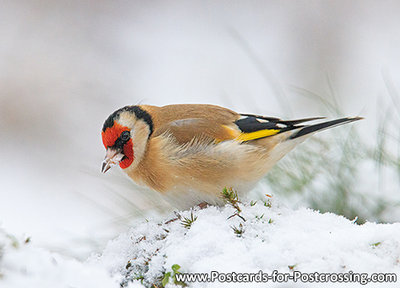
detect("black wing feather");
top-left (236, 114), bottom-right (325, 134)
top-left (235, 117), bottom-right (287, 133)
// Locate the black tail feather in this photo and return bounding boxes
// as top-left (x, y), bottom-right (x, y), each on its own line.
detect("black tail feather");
top-left (289, 117), bottom-right (364, 139)
top-left (289, 117), bottom-right (363, 139)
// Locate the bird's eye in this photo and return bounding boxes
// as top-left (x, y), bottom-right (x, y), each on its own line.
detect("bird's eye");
top-left (121, 131), bottom-right (130, 141)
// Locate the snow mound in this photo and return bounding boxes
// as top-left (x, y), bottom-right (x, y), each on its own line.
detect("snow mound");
top-left (92, 197), bottom-right (400, 288)
top-left (1, 196), bottom-right (399, 288)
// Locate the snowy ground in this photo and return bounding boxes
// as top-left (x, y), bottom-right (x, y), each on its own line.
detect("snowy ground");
top-left (1, 195), bottom-right (399, 288)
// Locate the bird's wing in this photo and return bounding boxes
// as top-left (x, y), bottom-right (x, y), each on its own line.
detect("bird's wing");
top-left (149, 104), bottom-right (361, 146)
top-left (153, 118), bottom-right (239, 145)
top-left (148, 104), bottom-right (241, 145)
top-left (152, 113), bottom-right (323, 145)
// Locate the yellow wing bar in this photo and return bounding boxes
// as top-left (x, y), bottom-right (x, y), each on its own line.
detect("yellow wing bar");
top-left (235, 129), bottom-right (280, 142)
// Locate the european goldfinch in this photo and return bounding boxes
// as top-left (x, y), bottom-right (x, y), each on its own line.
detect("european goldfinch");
top-left (101, 104), bottom-right (361, 208)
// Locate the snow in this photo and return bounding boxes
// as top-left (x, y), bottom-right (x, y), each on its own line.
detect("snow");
top-left (0, 229), bottom-right (118, 288)
top-left (2, 196), bottom-right (399, 288)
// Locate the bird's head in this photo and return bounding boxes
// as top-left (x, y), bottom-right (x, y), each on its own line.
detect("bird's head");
top-left (101, 105), bottom-right (153, 173)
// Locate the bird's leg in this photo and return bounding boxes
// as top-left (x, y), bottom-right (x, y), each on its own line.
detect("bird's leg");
top-left (197, 202), bottom-right (210, 210)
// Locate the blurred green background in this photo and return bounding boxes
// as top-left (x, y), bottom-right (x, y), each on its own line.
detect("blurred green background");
top-left (1, 0), bottom-right (400, 258)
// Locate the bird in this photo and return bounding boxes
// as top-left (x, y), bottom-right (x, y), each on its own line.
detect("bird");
top-left (101, 104), bottom-right (361, 209)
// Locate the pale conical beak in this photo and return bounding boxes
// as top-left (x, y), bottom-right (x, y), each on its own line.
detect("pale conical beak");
top-left (101, 148), bottom-right (125, 173)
